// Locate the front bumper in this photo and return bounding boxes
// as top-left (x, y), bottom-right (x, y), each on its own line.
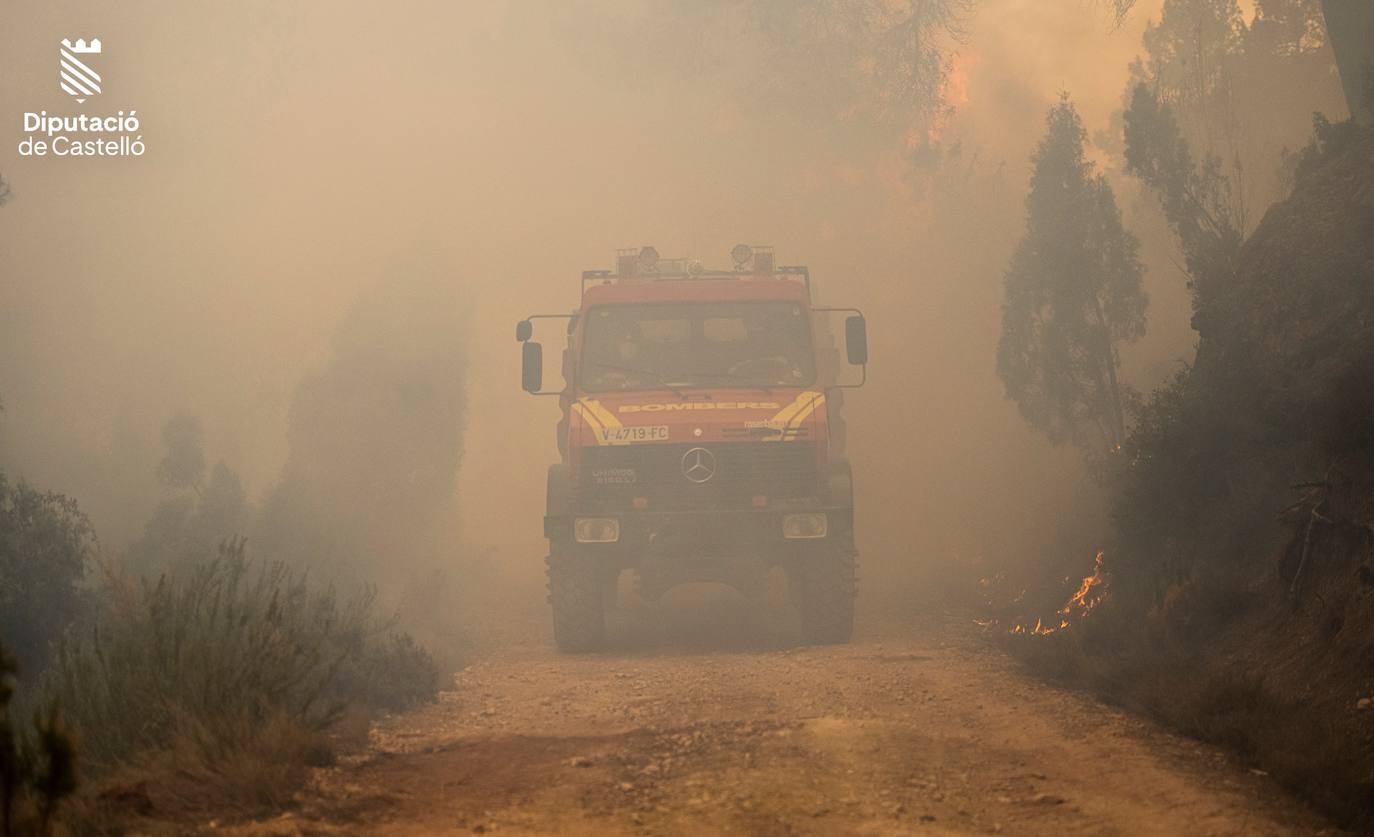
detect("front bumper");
top-left (545, 504), bottom-right (854, 553)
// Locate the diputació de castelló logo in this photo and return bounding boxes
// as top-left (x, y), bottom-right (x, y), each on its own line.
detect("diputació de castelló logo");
top-left (17, 36), bottom-right (146, 157)
top-left (59, 37), bottom-right (101, 103)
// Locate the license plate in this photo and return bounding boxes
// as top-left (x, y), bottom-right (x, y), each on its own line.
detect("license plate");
top-left (599, 425), bottom-right (669, 443)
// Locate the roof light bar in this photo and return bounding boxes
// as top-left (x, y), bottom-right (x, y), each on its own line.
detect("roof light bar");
top-left (580, 245), bottom-right (812, 298)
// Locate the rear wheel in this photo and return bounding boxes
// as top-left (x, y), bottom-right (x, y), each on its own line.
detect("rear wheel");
top-left (547, 545), bottom-right (606, 652)
top-left (794, 538), bottom-right (857, 645)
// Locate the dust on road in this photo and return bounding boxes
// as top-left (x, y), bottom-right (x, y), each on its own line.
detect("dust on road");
top-left (230, 588), bottom-right (1334, 836)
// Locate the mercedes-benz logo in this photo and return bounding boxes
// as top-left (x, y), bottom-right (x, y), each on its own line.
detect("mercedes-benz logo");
top-left (681, 447), bottom-right (716, 483)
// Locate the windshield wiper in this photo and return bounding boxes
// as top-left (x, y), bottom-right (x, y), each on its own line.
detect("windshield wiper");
top-left (589, 363), bottom-right (688, 400)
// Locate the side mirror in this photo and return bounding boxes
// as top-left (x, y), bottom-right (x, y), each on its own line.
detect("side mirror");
top-left (521, 342), bottom-right (543, 393)
top-left (515, 320), bottom-right (533, 342)
top-left (845, 315), bottom-right (868, 366)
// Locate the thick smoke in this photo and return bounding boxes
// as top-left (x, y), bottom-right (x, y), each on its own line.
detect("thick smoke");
top-left (0, 0), bottom-right (1343, 618)
top-left (255, 263), bottom-right (468, 585)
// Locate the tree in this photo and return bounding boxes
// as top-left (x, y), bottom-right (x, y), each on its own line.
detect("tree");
top-left (564, 1), bottom-right (972, 134)
top-left (0, 471), bottom-right (94, 673)
top-left (125, 417), bottom-right (251, 576)
top-left (1123, 83), bottom-right (1244, 336)
top-left (747, 0), bottom-right (973, 124)
top-left (154, 414), bottom-right (206, 492)
top-left (1322, 0), bottom-right (1374, 123)
top-left (256, 269), bottom-right (468, 579)
top-left (997, 96), bottom-right (1148, 451)
top-left (1125, 0), bottom-right (1345, 220)
top-left (1113, 0), bottom-right (1370, 124)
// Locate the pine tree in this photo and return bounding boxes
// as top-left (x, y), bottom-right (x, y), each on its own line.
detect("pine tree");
top-left (997, 95), bottom-right (1147, 451)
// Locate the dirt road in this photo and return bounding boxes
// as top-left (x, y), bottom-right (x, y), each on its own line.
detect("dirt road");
top-left (242, 588), bottom-right (1334, 836)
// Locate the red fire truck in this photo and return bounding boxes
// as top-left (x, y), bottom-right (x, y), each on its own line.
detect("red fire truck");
top-left (517, 245), bottom-right (868, 651)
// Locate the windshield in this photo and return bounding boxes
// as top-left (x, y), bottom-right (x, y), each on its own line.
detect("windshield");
top-left (580, 300), bottom-right (815, 392)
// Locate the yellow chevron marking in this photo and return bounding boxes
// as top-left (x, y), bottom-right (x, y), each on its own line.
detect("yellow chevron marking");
top-left (571, 401), bottom-right (601, 432)
top-left (763, 390), bottom-right (824, 442)
top-left (789, 393), bottom-right (824, 427)
top-left (574, 399), bottom-right (627, 445)
top-left (581, 399), bottom-right (622, 431)
top-left (768, 391), bottom-right (816, 428)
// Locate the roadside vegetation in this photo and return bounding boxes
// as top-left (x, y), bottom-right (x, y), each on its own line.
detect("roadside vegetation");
top-left (52, 539), bottom-right (439, 822)
top-left (989, 4), bottom-right (1374, 825)
top-left (1, 469), bottom-right (444, 832)
top-left (2, 459), bottom-right (446, 831)
top-left (1, 643), bottom-right (77, 837)
top-left (0, 256), bottom-right (465, 831)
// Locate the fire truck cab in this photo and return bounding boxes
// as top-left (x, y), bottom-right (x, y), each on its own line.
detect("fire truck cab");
top-left (517, 245), bottom-right (868, 651)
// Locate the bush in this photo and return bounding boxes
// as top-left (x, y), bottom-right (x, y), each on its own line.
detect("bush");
top-left (1, 642), bottom-right (77, 836)
top-left (332, 632), bottom-right (442, 715)
top-left (47, 539), bottom-right (441, 815)
top-left (0, 471), bottom-right (95, 672)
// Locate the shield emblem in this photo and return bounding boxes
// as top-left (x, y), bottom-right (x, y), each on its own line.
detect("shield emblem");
top-left (59, 38), bottom-right (102, 103)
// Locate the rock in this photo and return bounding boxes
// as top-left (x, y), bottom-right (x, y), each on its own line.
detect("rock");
top-left (1032, 792), bottom-right (1066, 805)
top-left (1357, 697), bottom-right (1371, 710)
top-left (568, 756), bottom-right (593, 768)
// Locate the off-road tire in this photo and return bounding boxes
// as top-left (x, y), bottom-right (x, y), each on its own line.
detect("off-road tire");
top-left (547, 546), bottom-right (606, 652)
top-left (795, 539), bottom-right (857, 645)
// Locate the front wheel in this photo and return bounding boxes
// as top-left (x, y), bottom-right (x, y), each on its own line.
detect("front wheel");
top-left (793, 539), bottom-right (858, 645)
top-left (547, 546), bottom-right (606, 652)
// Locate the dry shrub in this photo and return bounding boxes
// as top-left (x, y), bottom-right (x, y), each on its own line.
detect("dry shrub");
top-left (1, 642), bottom-right (78, 837)
top-left (46, 539), bottom-right (441, 820)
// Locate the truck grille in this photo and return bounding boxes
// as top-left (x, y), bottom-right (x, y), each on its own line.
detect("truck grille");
top-left (576, 443), bottom-right (819, 510)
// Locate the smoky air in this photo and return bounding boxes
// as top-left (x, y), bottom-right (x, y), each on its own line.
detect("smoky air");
top-left (0, 2), bottom-right (1369, 833)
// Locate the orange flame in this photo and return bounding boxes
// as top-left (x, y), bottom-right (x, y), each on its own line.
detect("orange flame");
top-left (918, 49), bottom-right (980, 145)
top-left (1007, 552), bottom-right (1109, 636)
top-left (941, 49), bottom-right (977, 111)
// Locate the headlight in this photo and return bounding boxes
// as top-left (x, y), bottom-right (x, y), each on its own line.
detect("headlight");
top-left (574, 517), bottom-right (620, 543)
top-left (782, 512), bottom-right (827, 539)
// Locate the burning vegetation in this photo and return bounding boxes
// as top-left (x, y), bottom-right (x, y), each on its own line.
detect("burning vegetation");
top-left (1010, 552), bottom-right (1110, 636)
top-left (979, 551), bottom-right (1110, 637)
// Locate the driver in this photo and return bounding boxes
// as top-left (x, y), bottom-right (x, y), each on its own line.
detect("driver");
top-left (734, 309), bottom-right (802, 380)
top-left (591, 320), bottom-right (650, 389)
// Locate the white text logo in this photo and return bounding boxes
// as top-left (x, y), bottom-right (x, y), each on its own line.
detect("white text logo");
top-left (19, 36), bottom-right (147, 158)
